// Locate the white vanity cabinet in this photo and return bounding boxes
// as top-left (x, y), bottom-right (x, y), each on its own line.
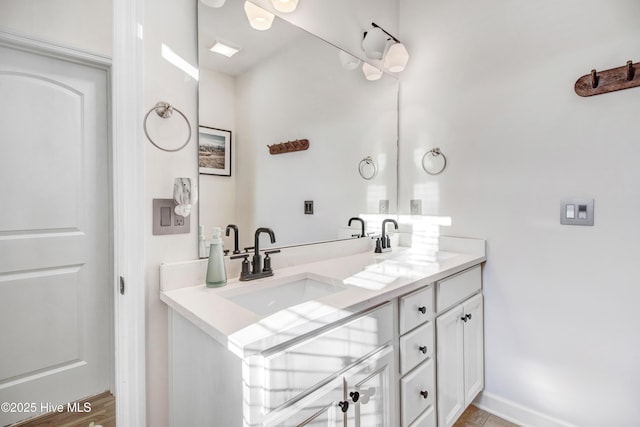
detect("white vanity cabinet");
top-left (266, 345), bottom-right (395, 427)
top-left (435, 266), bottom-right (484, 427)
top-left (169, 302), bottom-right (394, 427)
top-left (163, 245), bottom-right (486, 427)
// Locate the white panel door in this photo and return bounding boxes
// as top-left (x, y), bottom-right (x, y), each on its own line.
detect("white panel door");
top-left (0, 43), bottom-right (111, 425)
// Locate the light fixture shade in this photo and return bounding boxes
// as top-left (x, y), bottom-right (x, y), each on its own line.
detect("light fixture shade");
top-left (200, 0), bottom-right (226, 7)
top-left (362, 62), bottom-right (383, 81)
top-left (362, 27), bottom-right (388, 60)
top-left (244, 1), bottom-right (275, 31)
top-left (384, 42), bottom-right (410, 72)
top-left (338, 50), bottom-right (362, 71)
top-left (271, 0), bottom-right (298, 13)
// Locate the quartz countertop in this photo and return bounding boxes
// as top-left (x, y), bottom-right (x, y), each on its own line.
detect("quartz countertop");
top-left (160, 243), bottom-right (485, 358)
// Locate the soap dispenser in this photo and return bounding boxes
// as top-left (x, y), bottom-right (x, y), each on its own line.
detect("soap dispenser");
top-left (206, 227), bottom-right (227, 287)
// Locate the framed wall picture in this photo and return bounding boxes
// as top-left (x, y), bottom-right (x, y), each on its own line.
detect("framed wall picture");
top-left (199, 126), bottom-right (232, 176)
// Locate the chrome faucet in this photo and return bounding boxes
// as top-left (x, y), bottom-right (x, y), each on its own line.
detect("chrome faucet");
top-left (375, 219), bottom-right (398, 253)
top-left (225, 224), bottom-right (240, 254)
top-left (348, 217), bottom-right (366, 237)
top-left (230, 227), bottom-right (279, 281)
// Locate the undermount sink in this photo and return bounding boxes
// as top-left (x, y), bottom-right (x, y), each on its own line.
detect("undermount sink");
top-left (222, 274), bottom-right (346, 316)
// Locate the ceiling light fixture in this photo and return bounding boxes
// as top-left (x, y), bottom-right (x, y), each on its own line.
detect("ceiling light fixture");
top-left (271, 0), bottom-right (299, 13)
top-left (200, 0), bottom-right (226, 7)
top-left (362, 22), bottom-right (410, 73)
top-left (244, 1), bottom-right (275, 31)
top-left (209, 41), bottom-right (241, 58)
top-left (362, 62), bottom-right (383, 81)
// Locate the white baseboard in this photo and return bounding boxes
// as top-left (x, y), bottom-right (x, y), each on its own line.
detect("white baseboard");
top-left (474, 391), bottom-right (576, 427)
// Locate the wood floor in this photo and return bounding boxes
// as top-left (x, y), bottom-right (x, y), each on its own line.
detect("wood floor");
top-left (454, 405), bottom-right (520, 427)
top-left (10, 392), bottom-right (115, 427)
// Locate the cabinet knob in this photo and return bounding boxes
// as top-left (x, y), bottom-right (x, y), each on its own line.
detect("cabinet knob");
top-left (420, 390), bottom-right (429, 399)
top-left (419, 346), bottom-right (428, 354)
top-left (349, 391), bottom-right (360, 403)
top-left (461, 313), bottom-right (472, 322)
top-left (338, 401), bottom-right (349, 413)
top-left (418, 306), bottom-right (427, 314)
top-left (467, 313), bottom-right (472, 321)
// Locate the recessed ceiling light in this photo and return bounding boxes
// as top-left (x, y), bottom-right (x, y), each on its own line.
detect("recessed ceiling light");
top-left (209, 41), bottom-right (241, 58)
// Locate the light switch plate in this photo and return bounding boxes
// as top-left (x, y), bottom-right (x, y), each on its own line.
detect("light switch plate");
top-left (560, 198), bottom-right (594, 226)
top-left (153, 198), bottom-right (190, 235)
top-left (379, 200), bottom-right (389, 214)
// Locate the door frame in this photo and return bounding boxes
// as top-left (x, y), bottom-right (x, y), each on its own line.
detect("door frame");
top-left (0, 10), bottom-right (147, 425)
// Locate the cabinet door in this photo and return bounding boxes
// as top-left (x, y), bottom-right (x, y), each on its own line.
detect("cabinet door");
top-left (345, 346), bottom-right (395, 427)
top-left (463, 294), bottom-right (484, 405)
top-left (436, 304), bottom-right (465, 427)
top-left (266, 377), bottom-right (344, 427)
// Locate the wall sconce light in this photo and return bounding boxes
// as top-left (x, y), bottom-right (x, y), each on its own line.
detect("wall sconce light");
top-left (362, 22), bottom-right (410, 73)
top-left (362, 62), bottom-right (383, 81)
top-left (271, 0), bottom-right (299, 13)
top-left (200, 0), bottom-right (226, 7)
top-left (244, 1), bottom-right (275, 31)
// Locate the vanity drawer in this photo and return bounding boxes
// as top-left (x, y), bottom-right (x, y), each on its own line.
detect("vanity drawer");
top-left (401, 358), bottom-right (435, 427)
top-left (399, 321), bottom-right (434, 375)
top-left (399, 285), bottom-right (434, 335)
top-left (436, 265), bottom-right (481, 313)
top-left (409, 405), bottom-right (436, 427)
top-left (262, 302), bottom-right (393, 412)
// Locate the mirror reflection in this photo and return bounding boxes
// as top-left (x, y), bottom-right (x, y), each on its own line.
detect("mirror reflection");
top-left (198, 0), bottom-right (398, 254)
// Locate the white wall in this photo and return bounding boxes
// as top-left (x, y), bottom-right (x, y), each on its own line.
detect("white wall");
top-left (399, 0), bottom-right (640, 425)
top-left (0, 0), bottom-right (112, 56)
top-left (143, 0), bottom-right (198, 426)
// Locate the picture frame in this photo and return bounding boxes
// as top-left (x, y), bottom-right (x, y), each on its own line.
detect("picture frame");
top-left (198, 126), bottom-right (232, 176)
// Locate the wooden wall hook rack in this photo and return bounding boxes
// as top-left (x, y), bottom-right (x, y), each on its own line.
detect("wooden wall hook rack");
top-left (267, 139), bottom-right (310, 155)
top-left (575, 60), bottom-right (640, 97)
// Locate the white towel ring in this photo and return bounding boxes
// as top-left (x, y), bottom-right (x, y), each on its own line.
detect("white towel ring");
top-left (422, 148), bottom-right (447, 175)
top-left (358, 156), bottom-right (378, 180)
top-left (144, 101), bottom-right (192, 152)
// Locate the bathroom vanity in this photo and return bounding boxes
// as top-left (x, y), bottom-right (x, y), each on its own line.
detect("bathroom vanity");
top-left (161, 237), bottom-right (485, 426)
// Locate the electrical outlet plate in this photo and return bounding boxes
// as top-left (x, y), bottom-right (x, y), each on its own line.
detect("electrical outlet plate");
top-left (379, 200), bottom-right (389, 214)
top-left (153, 198), bottom-right (190, 235)
top-left (560, 198), bottom-right (594, 226)
top-left (410, 199), bottom-right (422, 215)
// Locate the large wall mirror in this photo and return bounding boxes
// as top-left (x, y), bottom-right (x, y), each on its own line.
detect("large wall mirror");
top-left (198, 0), bottom-right (398, 253)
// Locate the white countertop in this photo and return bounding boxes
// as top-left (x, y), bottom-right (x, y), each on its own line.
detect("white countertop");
top-left (160, 244), bottom-right (485, 358)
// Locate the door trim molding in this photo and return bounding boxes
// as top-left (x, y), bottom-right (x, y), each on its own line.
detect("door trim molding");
top-left (112, 0), bottom-right (147, 425)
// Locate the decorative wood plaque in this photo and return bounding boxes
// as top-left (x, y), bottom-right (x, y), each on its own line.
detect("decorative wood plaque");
top-left (267, 139), bottom-right (310, 155)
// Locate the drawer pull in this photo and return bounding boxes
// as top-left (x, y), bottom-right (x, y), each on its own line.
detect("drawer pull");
top-left (338, 401), bottom-right (349, 413)
top-left (420, 390), bottom-right (429, 399)
top-left (418, 306), bottom-right (427, 314)
top-left (349, 391), bottom-right (360, 403)
top-left (419, 346), bottom-right (428, 354)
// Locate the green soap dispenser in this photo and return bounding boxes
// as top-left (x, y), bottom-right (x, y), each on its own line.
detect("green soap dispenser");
top-left (206, 227), bottom-right (227, 287)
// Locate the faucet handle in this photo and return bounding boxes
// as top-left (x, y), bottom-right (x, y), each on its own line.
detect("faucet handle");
top-left (263, 250), bottom-right (281, 273)
top-left (243, 246), bottom-right (255, 253)
top-left (230, 253), bottom-right (251, 277)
